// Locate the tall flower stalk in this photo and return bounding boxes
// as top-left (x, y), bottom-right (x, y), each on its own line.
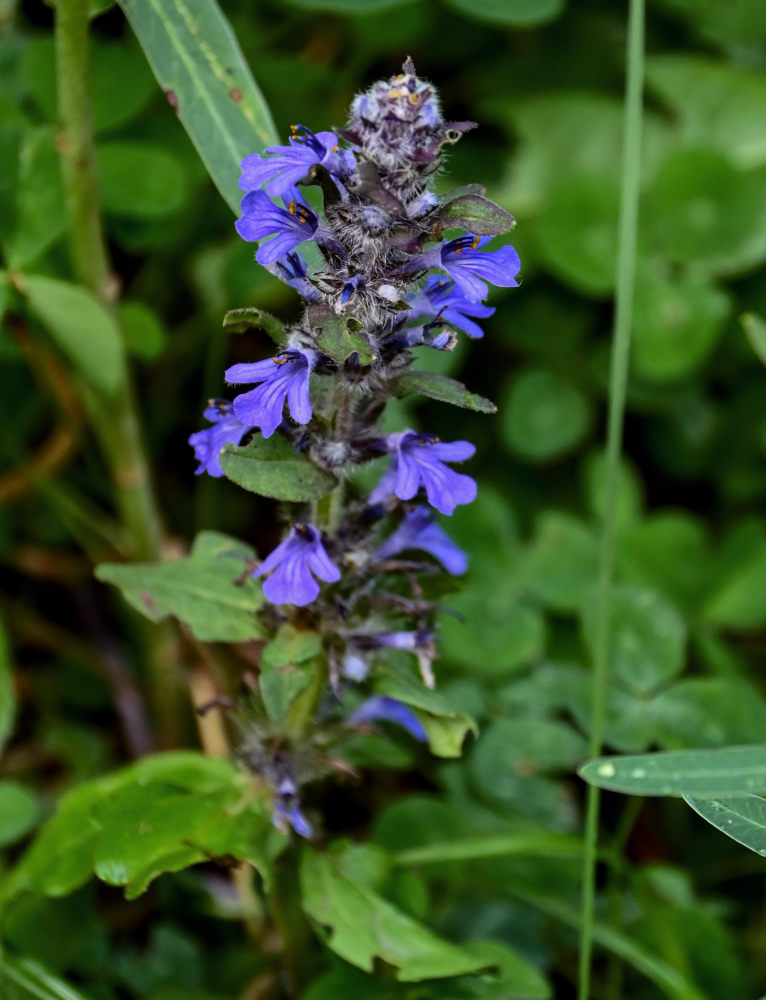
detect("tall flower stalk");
top-left (191, 60), bottom-right (519, 835)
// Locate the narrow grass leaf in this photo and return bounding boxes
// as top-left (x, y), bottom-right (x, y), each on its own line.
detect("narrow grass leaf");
top-left (684, 794), bottom-right (766, 856)
top-left (515, 888), bottom-right (707, 1000)
top-left (3, 955), bottom-right (96, 1000)
top-left (116, 0), bottom-right (278, 213)
top-left (580, 745), bottom-right (766, 796)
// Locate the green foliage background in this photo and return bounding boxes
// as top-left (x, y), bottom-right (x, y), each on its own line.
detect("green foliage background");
top-left (3, 0), bottom-right (766, 998)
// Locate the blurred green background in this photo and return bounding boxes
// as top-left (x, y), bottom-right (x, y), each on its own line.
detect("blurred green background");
top-left (4, 0), bottom-right (766, 997)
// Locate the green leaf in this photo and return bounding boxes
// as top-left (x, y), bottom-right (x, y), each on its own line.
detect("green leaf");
top-left (91, 781), bottom-right (238, 893)
top-left (653, 679), bottom-right (766, 749)
top-left (97, 141), bottom-right (189, 218)
top-left (631, 272), bottom-right (731, 381)
top-left (393, 831), bottom-right (583, 867)
top-left (440, 491), bottom-right (542, 675)
top-left (684, 795), bottom-right (766, 856)
top-left (534, 173), bottom-right (619, 296)
top-left (223, 306), bottom-right (286, 344)
top-left (309, 306), bottom-right (376, 365)
top-left (703, 538), bottom-right (766, 629)
top-left (646, 55), bottom-right (766, 169)
top-left (96, 531), bottom-right (265, 641)
top-left (19, 274), bottom-right (123, 395)
top-left (654, 1), bottom-right (766, 61)
top-left (581, 584), bottom-right (686, 696)
top-left (469, 718), bottom-right (587, 819)
top-left (259, 624), bottom-right (323, 724)
top-left (118, 301), bottom-right (167, 359)
top-left (583, 450), bottom-right (643, 528)
top-left (3, 955), bottom-right (96, 1000)
top-left (579, 745), bottom-right (766, 797)
top-left (3, 752), bottom-right (275, 903)
top-left (742, 312), bottom-right (766, 367)
top-left (117, 0), bottom-right (278, 214)
top-left (299, 846), bottom-right (493, 980)
top-left (2, 127), bottom-right (66, 268)
top-left (375, 667), bottom-right (477, 758)
top-left (437, 194), bottom-right (515, 236)
top-left (522, 512), bottom-right (598, 612)
top-left (220, 435), bottom-right (338, 502)
top-left (421, 940), bottom-right (551, 1000)
top-left (551, 663), bottom-right (658, 753)
top-left (0, 782), bottom-right (40, 848)
top-left (0, 613), bottom-right (14, 756)
top-left (489, 92), bottom-right (668, 216)
top-left (391, 371), bottom-right (496, 413)
top-left (502, 369), bottom-right (591, 461)
top-left (444, 0), bottom-right (565, 27)
top-left (443, 597), bottom-right (545, 677)
top-left (20, 36), bottom-right (156, 134)
top-left (644, 148), bottom-right (766, 275)
top-left (618, 513), bottom-right (712, 614)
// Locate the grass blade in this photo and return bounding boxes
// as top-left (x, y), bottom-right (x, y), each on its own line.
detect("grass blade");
top-left (685, 794), bottom-right (766, 855)
top-left (580, 745), bottom-right (766, 797)
top-left (117, 0), bottom-right (278, 213)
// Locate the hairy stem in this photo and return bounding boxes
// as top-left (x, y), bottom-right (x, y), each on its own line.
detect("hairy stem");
top-left (577, 1), bottom-right (645, 997)
top-left (55, 0), bottom-right (181, 738)
top-left (55, 0), bottom-right (162, 563)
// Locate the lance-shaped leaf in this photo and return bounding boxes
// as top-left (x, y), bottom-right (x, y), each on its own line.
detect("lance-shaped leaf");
top-left (19, 274), bottom-right (123, 395)
top-left (116, 0), bottom-right (278, 214)
top-left (391, 370), bottom-right (496, 414)
top-left (580, 745), bottom-right (766, 797)
top-left (300, 846), bottom-right (494, 981)
top-left (308, 304), bottom-right (376, 365)
top-left (96, 531), bottom-right (265, 641)
top-left (684, 794), bottom-right (766, 856)
top-left (220, 435), bottom-right (337, 501)
top-left (223, 306), bottom-right (286, 344)
top-left (3, 955), bottom-right (97, 1000)
top-left (436, 194), bottom-right (515, 236)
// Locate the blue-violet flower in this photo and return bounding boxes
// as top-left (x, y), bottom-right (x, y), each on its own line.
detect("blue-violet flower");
top-left (235, 191), bottom-right (321, 266)
top-left (255, 523), bottom-right (340, 606)
top-left (239, 125), bottom-right (352, 197)
top-left (348, 695), bottom-right (427, 742)
top-left (407, 275), bottom-right (495, 340)
top-left (226, 348), bottom-right (316, 439)
top-left (273, 773), bottom-right (313, 838)
top-left (188, 400), bottom-right (250, 478)
top-left (406, 234), bottom-right (521, 301)
top-left (377, 506), bottom-right (467, 574)
top-left (370, 431), bottom-right (477, 516)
